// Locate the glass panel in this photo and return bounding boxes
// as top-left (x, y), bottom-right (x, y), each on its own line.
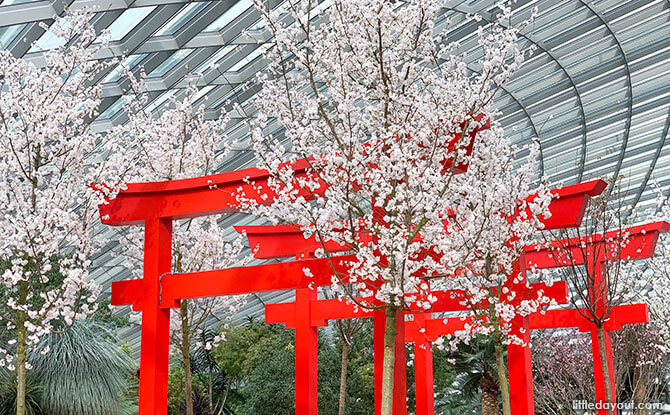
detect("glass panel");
top-left (29, 22), bottom-right (69, 52)
top-left (191, 45), bottom-right (235, 74)
top-left (227, 43), bottom-right (271, 72)
top-left (105, 7), bottom-right (157, 42)
top-left (97, 95), bottom-right (129, 120)
top-left (192, 85), bottom-right (215, 102)
top-left (0, 23), bottom-right (25, 49)
top-left (0, 0), bottom-right (40, 5)
top-left (210, 84), bottom-right (244, 108)
top-left (204, 0), bottom-right (251, 32)
top-left (102, 53), bottom-right (149, 83)
top-left (147, 49), bottom-right (194, 78)
top-left (154, 2), bottom-right (209, 36)
top-left (145, 89), bottom-right (177, 113)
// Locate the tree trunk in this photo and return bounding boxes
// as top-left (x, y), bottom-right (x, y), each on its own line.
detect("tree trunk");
top-left (493, 328), bottom-right (511, 415)
top-left (596, 326), bottom-right (614, 415)
top-left (15, 311), bottom-right (26, 415)
top-left (380, 307), bottom-right (397, 415)
top-left (208, 368), bottom-right (214, 415)
top-left (181, 300), bottom-right (194, 415)
top-left (216, 388), bottom-right (229, 415)
top-left (480, 371), bottom-right (499, 415)
top-left (338, 339), bottom-right (350, 415)
top-left (15, 280), bottom-right (28, 415)
top-left (632, 362), bottom-right (649, 415)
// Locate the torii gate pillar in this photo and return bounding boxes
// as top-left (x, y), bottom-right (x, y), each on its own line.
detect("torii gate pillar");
top-left (295, 288), bottom-right (321, 415)
top-left (412, 313), bottom-right (434, 415)
top-left (138, 218), bottom-right (173, 414)
top-left (507, 253), bottom-right (535, 415)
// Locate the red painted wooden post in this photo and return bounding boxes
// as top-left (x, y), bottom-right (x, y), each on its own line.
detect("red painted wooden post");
top-left (138, 218), bottom-right (173, 415)
top-left (265, 287), bottom-right (327, 415)
top-left (507, 252), bottom-right (535, 415)
top-left (295, 288), bottom-right (320, 415)
top-left (591, 329), bottom-right (616, 415)
top-left (589, 259), bottom-right (617, 415)
top-left (412, 313), bottom-right (434, 415)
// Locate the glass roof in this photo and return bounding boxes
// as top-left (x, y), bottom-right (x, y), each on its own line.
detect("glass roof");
top-left (147, 48), bottom-right (194, 77)
top-left (102, 53), bottom-right (149, 83)
top-left (204, 0), bottom-right (251, 32)
top-left (0, 0), bottom-right (36, 5)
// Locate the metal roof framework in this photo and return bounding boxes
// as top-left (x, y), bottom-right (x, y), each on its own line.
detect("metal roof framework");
top-left (1, 0), bottom-right (668, 349)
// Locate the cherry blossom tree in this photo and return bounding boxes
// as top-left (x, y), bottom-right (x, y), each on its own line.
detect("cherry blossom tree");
top-left (612, 324), bottom-right (668, 414)
top-left (110, 72), bottom-right (247, 415)
top-left (0, 9), bottom-right (123, 415)
top-left (240, 1), bottom-right (544, 413)
top-left (532, 329), bottom-right (595, 415)
top-left (433, 119), bottom-right (553, 414)
top-left (532, 326), bottom-right (668, 415)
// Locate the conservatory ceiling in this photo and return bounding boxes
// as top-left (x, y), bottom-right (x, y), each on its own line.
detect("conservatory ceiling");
top-left (0, 0), bottom-right (668, 349)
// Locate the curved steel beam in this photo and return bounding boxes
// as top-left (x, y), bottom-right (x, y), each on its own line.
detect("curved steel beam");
top-left (580, 0), bottom-right (633, 195)
top-left (631, 108), bottom-right (670, 210)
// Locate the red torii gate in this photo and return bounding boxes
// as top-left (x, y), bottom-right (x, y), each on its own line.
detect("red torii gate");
top-left (103, 164), bottom-right (343, 415)
top-left (404, 221), bottom-right (668, 415)
top-left (100, 159), bottom-right (605, 415)
top-left (524, 220), bottom-right (669, 414)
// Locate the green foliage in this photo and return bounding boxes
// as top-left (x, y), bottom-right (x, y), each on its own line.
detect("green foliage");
top-left (428, 336), bottom-right (495, 415)
top-left (0, 320), bottom-right (137, 415)
top-left (168, 330), bottom-right (236, 415)
top-left (29, 320), bottom-right (137, 415)
top-left (191, 329), bottom-right (233, 414)
top-left (329, 321), bottom-right (376, 415)
top-left (0, 369), bottom-right (42, 415)
top-left (91, 299), bottom-right (131, 330)
top-left (213, 318), bottom-right (275, 382)
top-left (235, 323), bottom-right (296, 415)
top-left (168, 363), bottom-right (192, 415)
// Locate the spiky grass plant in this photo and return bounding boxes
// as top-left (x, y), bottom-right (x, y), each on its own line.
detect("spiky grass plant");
top-left (0, 368), bottom-right (42, 415)
top-left (28, 320), bottom-right (136, 415)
